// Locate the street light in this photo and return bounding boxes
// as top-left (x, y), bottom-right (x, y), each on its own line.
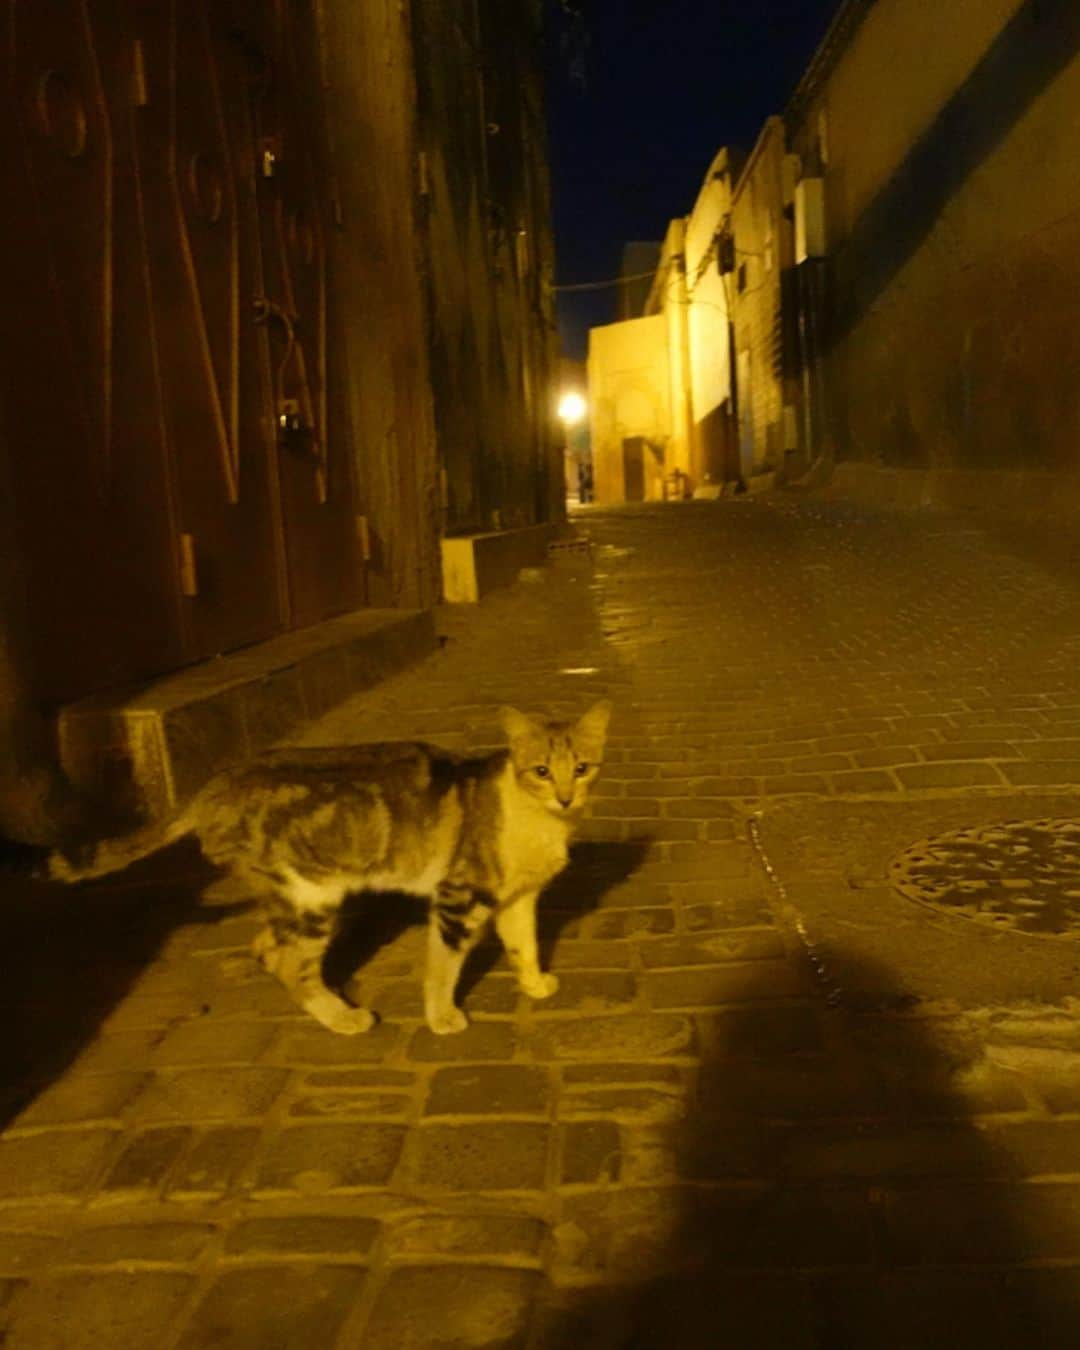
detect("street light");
top-left (558, 391), bottom-right (587, 425)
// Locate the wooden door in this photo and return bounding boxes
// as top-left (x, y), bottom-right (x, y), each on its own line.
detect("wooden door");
top-left (0, 0), bottom-right (184, 704)
top-left (622, 437), bottom-right (646, 502)
top-left (238, 0), bottom-right (363, 628)
top-left (0, 0), bottom-right (363, 708)
top-left (134, 0), bottom-right (287, 661)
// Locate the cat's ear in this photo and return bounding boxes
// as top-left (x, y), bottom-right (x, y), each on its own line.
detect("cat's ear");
top-left (499, 706), bottom-right (544, 747)
top-left (575, 699), bottom-right (612, 753)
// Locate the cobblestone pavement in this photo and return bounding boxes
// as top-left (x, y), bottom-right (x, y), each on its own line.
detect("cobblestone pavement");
top-left (5, 496), bottom-right (1080, 1347)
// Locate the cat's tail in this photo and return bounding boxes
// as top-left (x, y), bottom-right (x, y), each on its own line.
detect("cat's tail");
top-left (0, 808), bottom-right (196, 885)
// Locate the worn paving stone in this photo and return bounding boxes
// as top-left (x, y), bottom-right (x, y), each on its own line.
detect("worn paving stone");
top-left (407, 1022), bottom-right (518, 1062)
top-left (303, 1068), bottom-right (415, 1089)
top-left (553, 1186), bottom-right (693, 1277)
top-left (544, 939), bottom-right (634, 969)
top-left (560, 1122), bottom-right (622, 1185)
top-left (132, 1068), bottom-right (288, 1122)
top-left (529, 1014), bottom-right (696, 1062)
top-left (362, 1265), bottom-right (541, 1349)
top-left (424, 1065), bottom-right (551, 1116)
top-left (256, 1124), bottom-right (406, 1192)
top-left (879, 1182), bottom-right (1080, 1263)
top-left (895, 762), bottom-right (1005, 790)
top-left (71, 1029), bottom-right (167, 1074)
top-left (534, 1273), bottom-right (817, 1350)
top-left (583, 908), bottom-right (676, 938)
top-left (150, 1019), bottom-right (277, 1066)
top-left (902, 1065), bottom-right (1029, 1118)
top-left (4, 1271), bottom-right (194, 1349)
top-left (0, 1232), bottom-right (59, 1277)
top-left (413, 1122), bottom-right (550, 1191)
top-left (0, 1130), bottom-right (118, 1201)
top-left (561, 1063), bottom-right (684, 1086)
top-left (225, 1215), bottom-right (380, 1258)
top-left (387, 1214), bottom-right (546, 1261)
top-left (682, 897), bottom-right (774, 930)
top-left (528, 971), bottom-right (637, 1015)
top-left (559, 1085), bottom-right (684, 1123)
top-left (781, 1122), bottom-right (1006, 1181)
top-left (696, 1058), bottom-right (888, 1120)
top-left (167, 1126), bottom-right (260, 1196)
top-left (698, 1005), bottom-right (826, 1058)
top-left (639, 931), bottom-right (786, 967)
top-left (14, 1073), bottom-right (147, 1127)
top-left (272, 1024), bottom-right (401, 1065)
top-left (644, 961), bottom-right (809, 1009)
top-left (102, 1127), bottom-right (190, 1194)
top-left (176, 1265), bottom-right (362, 1349)
top-left (461, 975), bottom-right (522, 1014)
top-left (288, 1092), bottom-right (412, 1120)
top-left (61, 1221), bottom-right (216, 1266)
top-left (810, 1271), bottom-right (1025, 1350)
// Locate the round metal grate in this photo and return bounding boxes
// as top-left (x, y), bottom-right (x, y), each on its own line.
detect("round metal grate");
top-left (888, 818), bottom-right (1080, 938)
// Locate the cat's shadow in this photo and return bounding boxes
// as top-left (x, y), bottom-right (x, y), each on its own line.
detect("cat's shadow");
top-left (324, 838), bottom-right (651, 1001)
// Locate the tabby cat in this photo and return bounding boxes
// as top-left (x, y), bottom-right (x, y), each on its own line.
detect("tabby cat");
top-left (42, 701), bottom-right (611, 1035)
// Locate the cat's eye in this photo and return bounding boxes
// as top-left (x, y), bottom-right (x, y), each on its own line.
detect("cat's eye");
top-left (534, 765), bottom-right (550, 778)
top-left (574, 762), bottom-right (590, 777)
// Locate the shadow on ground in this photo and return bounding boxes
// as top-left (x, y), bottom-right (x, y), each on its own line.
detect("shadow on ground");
top-left (326, 839), bottom-right (651, 1003)
top-left (536, 948), bottom-right (1080, 1350)
top-left (0, 840), bottom-right (220, 1129)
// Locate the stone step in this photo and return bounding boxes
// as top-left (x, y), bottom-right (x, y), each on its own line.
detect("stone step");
top-left (58, 609), bottom-right (436, 819)
top-left (440, 522), bottom-right (569, 602)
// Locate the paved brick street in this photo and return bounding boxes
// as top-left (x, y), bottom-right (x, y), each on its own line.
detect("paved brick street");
top-left (5, 496), bottom-right (1080, 1347)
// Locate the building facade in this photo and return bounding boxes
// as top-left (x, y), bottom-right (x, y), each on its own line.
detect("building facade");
top-left (786, 0), bottom-right (1080, 499)
top-left (588, 314), bottom-right (670, 505)
top-left (588, 0), bottom-right (1080, 508)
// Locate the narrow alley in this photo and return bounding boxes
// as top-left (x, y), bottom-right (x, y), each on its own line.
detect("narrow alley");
top-left (4, 496), bottom-right (1080, 1347)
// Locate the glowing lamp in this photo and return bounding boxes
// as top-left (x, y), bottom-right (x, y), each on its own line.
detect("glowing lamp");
top-left (558, 392), bottom-right (587, 425)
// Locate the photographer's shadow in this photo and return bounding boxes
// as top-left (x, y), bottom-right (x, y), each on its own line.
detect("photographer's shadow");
top-left (539, 947), bottom-right (1080, 1349)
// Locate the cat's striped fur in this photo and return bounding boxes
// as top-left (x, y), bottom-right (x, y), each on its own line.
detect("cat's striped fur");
top-left (42, 702), bottom-right (611, 1035)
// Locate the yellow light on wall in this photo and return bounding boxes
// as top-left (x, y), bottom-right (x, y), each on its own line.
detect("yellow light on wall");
top-left (557, 392), bottom-right (587, 425)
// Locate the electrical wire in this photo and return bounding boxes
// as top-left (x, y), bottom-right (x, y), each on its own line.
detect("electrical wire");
top-left (551, 268), bottom-right (663, 293)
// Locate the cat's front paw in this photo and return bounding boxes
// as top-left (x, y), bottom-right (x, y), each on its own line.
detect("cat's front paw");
top-left (522, 971), bottom-right (560, 1000)
top-left (427, 1005), bottom-right (469, 1035)
top-left (332, 1006), bottom-right (377, 1035)
top-left (305, 994), bottom-right (377, 1035)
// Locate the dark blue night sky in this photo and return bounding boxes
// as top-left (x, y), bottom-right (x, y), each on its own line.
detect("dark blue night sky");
top-left (545, 0), bottom-right (841, 359)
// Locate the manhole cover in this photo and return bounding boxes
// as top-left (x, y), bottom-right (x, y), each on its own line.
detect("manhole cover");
top-left (888, 818), bottom-right (1080, 938)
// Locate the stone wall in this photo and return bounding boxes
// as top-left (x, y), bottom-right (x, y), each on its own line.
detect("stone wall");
top-left (787, 0), bottom-right (1080, 479)
top-left (411, 0), bottom-right (562, 537)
